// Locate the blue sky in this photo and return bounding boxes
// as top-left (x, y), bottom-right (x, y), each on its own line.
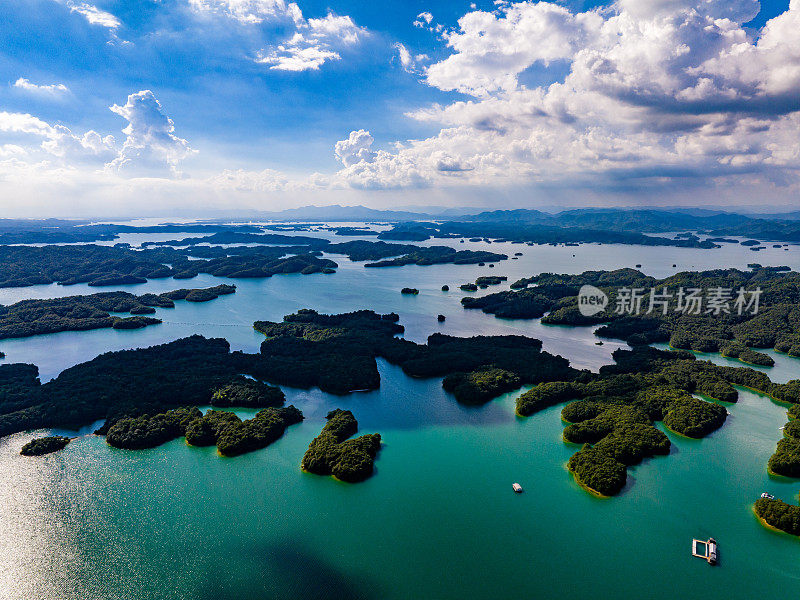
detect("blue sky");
top-left (0, 0), bottom-right (797, 216)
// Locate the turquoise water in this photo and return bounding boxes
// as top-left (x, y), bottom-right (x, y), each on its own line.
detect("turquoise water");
top-left (1, 235), bottom-right (799, 599)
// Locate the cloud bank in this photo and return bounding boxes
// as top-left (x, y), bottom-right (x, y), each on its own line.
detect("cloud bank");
top-left (332, 0), bottom-right (800, 199)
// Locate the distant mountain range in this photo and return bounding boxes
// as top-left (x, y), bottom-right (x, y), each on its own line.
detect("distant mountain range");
top-left (249, 205), bottom-right (800, 234)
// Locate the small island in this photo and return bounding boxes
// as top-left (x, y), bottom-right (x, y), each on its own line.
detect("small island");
top-left (754, 494), bottom-right (800, 536)
top-left (210, 376), bottom-right (285, 408)
top-left (301, 409), bottom-right (381, 482)
top-left (442, 367), bottom-right (520, 405)
top-left (513, 345), bottom-right (796, 495)
top-left (106, 404), bottom-right (304, 457)
top-left (401, 288), bottom-right (419, 295)
top-left (0, 284), bottom-right (236, 340)
top-left (767, 404), bottom-right (800, 477)
top-left (462, 266), bottom-right (800, 366)
top-left (20, 435), bottom-right (71, 456)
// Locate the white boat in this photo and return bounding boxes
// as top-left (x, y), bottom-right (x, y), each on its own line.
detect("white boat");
top-left (761, 492), bottom-right (775, 500)
top-left (512, 483), bottom-right (523, 493)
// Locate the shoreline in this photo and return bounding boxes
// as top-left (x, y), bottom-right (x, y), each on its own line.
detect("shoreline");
top-left (565, 462), bottom-right (611, 498)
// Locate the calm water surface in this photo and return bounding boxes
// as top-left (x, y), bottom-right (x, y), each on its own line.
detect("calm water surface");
top-left (0, 232), bottom-right (799, 599)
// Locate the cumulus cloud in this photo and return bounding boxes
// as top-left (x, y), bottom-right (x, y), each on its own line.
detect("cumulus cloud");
top-left (0, 90), bottom-right (190, 180)
top-left (331, 0), bottom-right (800, 196)
top-left (0, 110), bottom-right (115, 163)
top-left (334, 130), bottom-right (376, 167)
top-left (13, 78), bottom-right (69, 96)
top-left (108, 90), bottom-right (194, 176)
top-left (425, 3), bottom-right (601, 97)
top-left (190, 0), bottom-right (367, 71)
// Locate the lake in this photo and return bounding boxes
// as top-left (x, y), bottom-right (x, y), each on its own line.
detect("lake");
top-left (0, 231), bottom-right (798, 599)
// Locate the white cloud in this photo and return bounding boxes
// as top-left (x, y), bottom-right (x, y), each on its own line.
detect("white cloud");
top-left (188, 0), bottom-right (301, 24)
top-left (425, 3), bottom-right (602, 97)
top-left (0, 112), bottom-right (58, 138)
top-left (108, 90), bottom-right (194, 176)
top-left (65, 1), bottom-right (121, 29)
top-left (13, 78), bottom-right (70, 96)
top-left (257, 39), bottom-right (340, 71)
top-left (0, 91), bottom-right (190, 179)
top-left (334, 130), bottom-right (376, 167)
top-left (394, 43), bottom-right (413, 71)
top-left (393, 43), bottom-right (429, 74)
top-left (189, 0), bottom-right (367, 71)
top-left (414, 11), bottom-right (433, 28)
top-left (0, 110), bottom-right (116, 164)
top-left (330, 1), bottom-right (800, 195)
top-left (306, 13), bottom-right (363, 45)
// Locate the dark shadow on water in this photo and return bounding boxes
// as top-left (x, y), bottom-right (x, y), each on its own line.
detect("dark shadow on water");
top-left (195, 540), bottom-right (382, 600)
top-left (276, 360), bottom-right (517, 432)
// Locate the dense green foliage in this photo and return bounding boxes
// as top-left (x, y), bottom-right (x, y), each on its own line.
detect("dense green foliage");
top-left (514, 346), bottom-right (773, 495)
top-left (767, 404), bottom-right (800, 477)
top-left (252, 310), bottom-right (403, 394)
top-left (442, 367), bottom-right (521, 405)
top-left (567, 445), bottom-right (628, 496)
top-left (475, 276), bottom-right (507, 287)
top-left (161, 284), bottom-right (236, 302)
top-left (301, 409), bottom-right (381, 482)
top-left (193, 406), bottom-right (303, 457)
top-left (0, 363), bottom-right (42, 414)
top-left (252, 309), bottom-right (575, 396)
top-left (0, 244), bottom-right (337, 288)
top-left (106, 404), bottom-right (303, 456)
top-left (517, 381), bottom-right (582, 415)
top-left (364, 246), bottom-right (507, 268)
top-left (0, 285), bottom-right (234, 339)
top-left (106, 407), bottom-right (202, 449)
top-left (463, 267), bottom-right (800, 367)
top-left (20, 435), bottom-right (71, 456)
top-left (755, 496), bottom-right (800, 535)
top-left (662, 397), bottom-right (728, 437)
top-left (378, 220), bottom-right (717, 248)
top-left (210, 376), bottom-right (285, 408)
top-left (0, 335), bottom-right (249, 437)
top-left (377, 228), bottom-right (431, 241)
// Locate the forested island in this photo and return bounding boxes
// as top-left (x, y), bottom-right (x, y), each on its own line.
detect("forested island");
top-left (0, 244), bottom-right (336, 287)
top-left (20, 435), bottom-right (71, 456)
top-left (0, 238), bottom-right (514, 291)
top-left (374, 221), bottom-right (719, 248)
top-left (767, 404), bottom-right (800, 477)
top-left (301, 409), bottom-right (381, 482)
top-left (754, 495), bottom-right (800, 536)
top-left (462, 266), bottom-right (800, 366)
top-left (516, 345), bottom-right (800, 495)
top-left (106, 404), bottom-right (303, 457)
top-left (2, 303), bottom-right (799, 496)
top-left (0, 284), bottom-right (235, 339)
top-left (253, 309), bottom-right (575, 397)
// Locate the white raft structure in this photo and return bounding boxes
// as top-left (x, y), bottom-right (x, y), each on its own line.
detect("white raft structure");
top-left (691, 538), bottom-right (718, 565)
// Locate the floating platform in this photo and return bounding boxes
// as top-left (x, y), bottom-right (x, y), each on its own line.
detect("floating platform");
top-left (692, 538), bottom-right (718, 565)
